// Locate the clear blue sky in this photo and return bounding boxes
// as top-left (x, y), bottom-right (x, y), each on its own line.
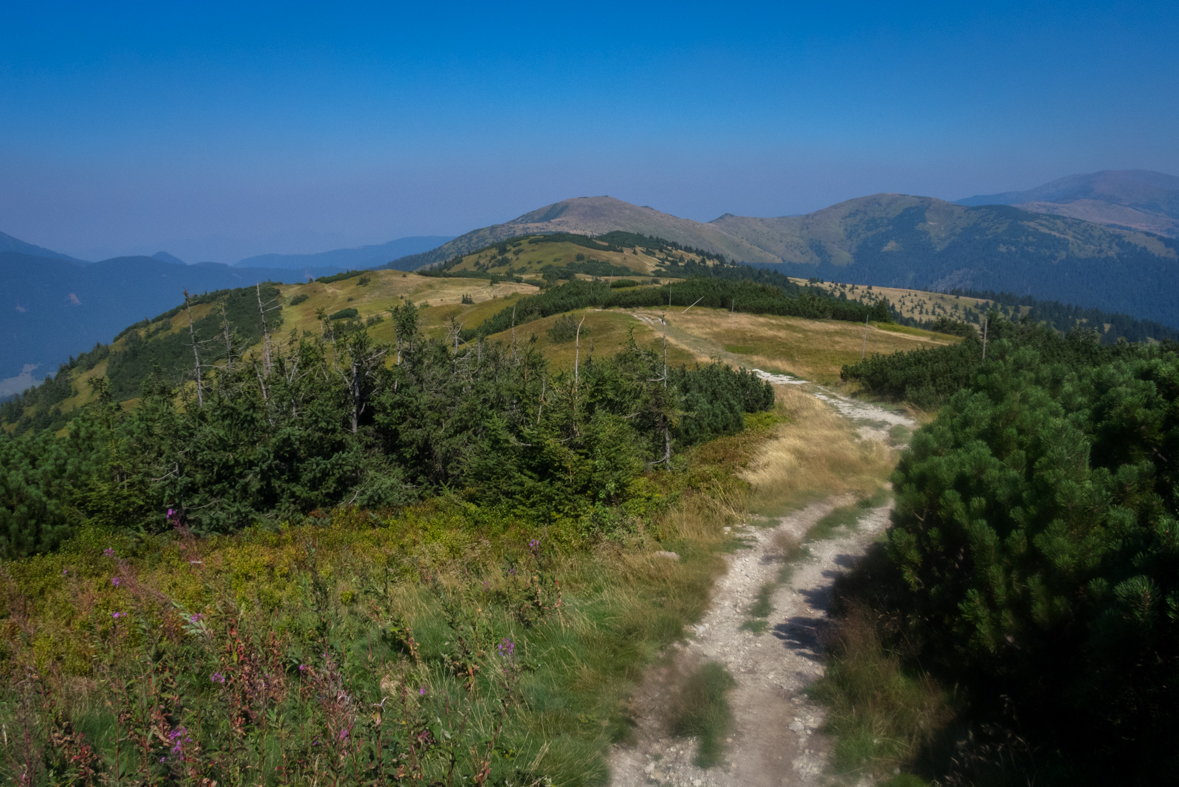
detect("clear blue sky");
top-left (2, 1), bottom-right (1177, 262)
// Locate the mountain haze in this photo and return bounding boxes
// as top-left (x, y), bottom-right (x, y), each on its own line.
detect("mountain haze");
top-left (385, 192), bottom-right (1179, 327)
top-left (0, 242), bottom-right (346, 395)
top-left (957, 170), bottom-right (1179, 237)
top-left (0, 231), bottom-right (87, 263)
top-left (237, 235), bottom-right (453, 270)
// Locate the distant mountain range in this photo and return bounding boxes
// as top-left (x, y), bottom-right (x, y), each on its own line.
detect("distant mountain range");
top-left (383, 184), bottom-right (1179, 328)
top-left (236, 235), bottom-right (452, 270)
top-left (8, 169), bottom-right (1179, 394)
top-left (957, 170), bottom-right (1179, 238)
top-left (0, 231), bottom-right (87, 264)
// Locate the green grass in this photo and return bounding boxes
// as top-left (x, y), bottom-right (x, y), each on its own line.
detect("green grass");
top-left (807, 488), bottom-right (891, 541)
top-left (667, 661), bottom-right (738, 768)
top-left (887, 424), bottom-right (912, 446)
top-left (739, 581), bottom-right (776, 634)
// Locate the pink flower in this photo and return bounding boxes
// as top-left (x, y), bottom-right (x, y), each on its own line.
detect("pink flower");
top-left (419, 687), bottom-right (426, 695)
top-left (112, 611), bottom-right (124, 619)
top-left (111, 577), bottom-right (121, 587)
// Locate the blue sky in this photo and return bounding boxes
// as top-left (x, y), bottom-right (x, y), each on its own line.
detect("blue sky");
top-left (2, 1), bottom-right (1177, 262)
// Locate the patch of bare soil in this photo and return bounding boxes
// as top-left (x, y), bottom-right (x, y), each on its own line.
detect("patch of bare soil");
top-left (608, 392), bottom-right (913, 787)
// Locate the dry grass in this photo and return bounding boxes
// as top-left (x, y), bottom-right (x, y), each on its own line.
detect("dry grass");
top-left (794, 279), bottom-right (1003, 326)
top-left (625, 308), bottom-right (954, 385)
top-left (740, 385), bottom-right (894, 516)
top-left (482, 308), bottom-right (697, 371)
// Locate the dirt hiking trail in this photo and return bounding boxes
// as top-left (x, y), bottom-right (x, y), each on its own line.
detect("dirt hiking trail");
top-left (608, 382), bottom-right (915, 787)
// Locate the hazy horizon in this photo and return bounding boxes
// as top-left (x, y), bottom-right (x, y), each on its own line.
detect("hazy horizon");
top-left (4, 2), bottom-right (1178, 262)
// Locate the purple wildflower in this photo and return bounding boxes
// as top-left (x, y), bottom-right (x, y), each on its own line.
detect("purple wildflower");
top-left (339, 728), bottom-right (348, 741)
top-left (299, 664), bottom-right (307, 672)
top-left (497, 638), bottom-right (515, 658)
top-left (103, 548), bottom-right (116, 558)
top-left (529, 538), bottom-right (539, 549)
top-left (111, 611), bottom-right (124, 619)
top-left (189, 613), bottom-right (202, 623)
top-left (419, 687), bottom-right (426, 695)
top-left (111, 577), bottom-right (121, 587)
top-left (211, 672), bottom-right (225, 684)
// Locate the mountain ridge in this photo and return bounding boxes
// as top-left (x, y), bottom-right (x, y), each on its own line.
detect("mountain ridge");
top-left (236, 235), bottom-right (453, 270)
top-left (956, 169), bottom-right (1179, 238)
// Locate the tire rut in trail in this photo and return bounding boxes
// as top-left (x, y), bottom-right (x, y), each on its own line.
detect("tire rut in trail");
top-left (608, 392), bottom-right (914, 787)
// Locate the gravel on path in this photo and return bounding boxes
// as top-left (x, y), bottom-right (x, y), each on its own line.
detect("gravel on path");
top-left (608, 389), bottom-right (914, 787)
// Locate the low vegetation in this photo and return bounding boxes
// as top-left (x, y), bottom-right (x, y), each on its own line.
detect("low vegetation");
top-left (818, 323), bottom-right (1179, 785)
top-left (666, 662), bottom-right (737, 768)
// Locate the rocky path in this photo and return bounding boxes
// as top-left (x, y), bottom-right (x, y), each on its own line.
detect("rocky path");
top-left (608, 387), bottom-right (914, 787)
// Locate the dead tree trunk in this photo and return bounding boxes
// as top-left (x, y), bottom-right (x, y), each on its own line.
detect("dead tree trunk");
top-left (220, 303), bottom-right (234, 372)
top-left (183, 290), bottom-right (204, 409)
top-left (256, 283), bottom-right (272, 374)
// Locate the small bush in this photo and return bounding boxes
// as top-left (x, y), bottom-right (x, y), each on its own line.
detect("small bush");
top-left (357, 275), bottom-right (371, 286)
top-left (610, 279), bottom-right (638, 289)
top-left (461, 293), bottom-right (474, 305)
top-left (288, 293), bottom-right (309, 306)
top-left (328, 307), bottom-right (359, 321)
top-left (668, 662), bottom-right (737, 767)
top-left (546, 314), bottom-right (586, 343)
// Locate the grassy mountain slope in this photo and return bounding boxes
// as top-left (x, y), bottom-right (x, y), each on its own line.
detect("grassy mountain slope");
top-left (957, 169), bottom-right (1179, 237)
top-left (382, 196), bottom-right (781, 269)
top-left (3, 236), bottom-right (956, 432)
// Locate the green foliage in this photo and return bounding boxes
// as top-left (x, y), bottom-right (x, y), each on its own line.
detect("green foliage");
top-left (287, 292), bottom-right (309, 305)
top-left (610, 278), bottom-right (638, 289)
top-left (315, 269), bottom-right (367, 284)
top-left (840, 314), bottom-right (1149, 409)
top-left (460, 292), bottom-right (474, 305)
top-left (328, 307), bottom-right (360, 320)
top-left (950, 287), bottom-right (1179, 344)
top-left (669, 363), bottom-right (774, 446)
top-left (468, 278), bottom-right (887, 342)
top-left (885, 347), bottom-right (1179, 781)
top-left (102, 285), bottom-right (283, 401)
top-left (0, 315), bottom-right (773, 555)
top-left (546, 314), bottom-right (585, 343)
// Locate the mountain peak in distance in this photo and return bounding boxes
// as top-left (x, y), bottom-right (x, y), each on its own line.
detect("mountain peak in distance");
top-left (956, 170), bottom-right (1179, 237)
top-left (151, 251), bottom-right (186, 265)
top-left (0, 231), bottom-right (87, 264)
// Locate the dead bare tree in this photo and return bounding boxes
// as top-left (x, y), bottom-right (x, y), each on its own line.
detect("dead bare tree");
top-left (255, 283), bottom-right (279, 374)
top-left (183, 290), bottom-right (204, 409)
top-left (573, 316), bottom-right (586, 386)
top-left (220, 303), bottom-right (235, 372)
